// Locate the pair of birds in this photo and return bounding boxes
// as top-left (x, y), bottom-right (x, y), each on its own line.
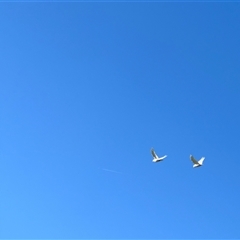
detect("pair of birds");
top-left (151, 148), bottom-right (205, 168)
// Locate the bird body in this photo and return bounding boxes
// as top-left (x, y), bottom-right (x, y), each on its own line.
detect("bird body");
top-left (151, 148), bottom-right (167, 162)
top-left (190, 155), bottom-right (205, 168)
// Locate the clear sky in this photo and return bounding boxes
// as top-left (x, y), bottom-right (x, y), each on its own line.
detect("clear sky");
top-left (1, 2), bottom-right (240, 239)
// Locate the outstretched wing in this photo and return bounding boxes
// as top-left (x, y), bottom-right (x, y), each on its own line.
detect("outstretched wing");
top-left (151, 148), bottom-right (158, 159)
top-left (190, 155), bottom-right (199, 164)
top-left (159, 155), bottom-right (167, 160)
top-left (198, 157), bottom-right (205, 165)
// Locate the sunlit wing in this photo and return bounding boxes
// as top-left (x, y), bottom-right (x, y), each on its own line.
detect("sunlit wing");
top-left (159, 155), bottom-right (167, 160)
top-left (198, 157), bottom-right (205, 165)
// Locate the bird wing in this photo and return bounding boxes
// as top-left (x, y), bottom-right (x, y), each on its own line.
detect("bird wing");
top-left (198, 157), bottom-right (205, 165)
top-left (159, 155), bottom-right (167, 160)
top-left (151, 148), bottom-right (158, 159)
top-left (190, 155), bottom-right (199, 164)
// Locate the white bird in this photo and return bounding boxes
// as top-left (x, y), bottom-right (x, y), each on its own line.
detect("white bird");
top-left (190, 155), bottom-right (205, 168)
top-left (151, 148), bottom-right (167, 163)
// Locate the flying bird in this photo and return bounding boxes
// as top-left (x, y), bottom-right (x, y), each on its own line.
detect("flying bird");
top-left (151, 148), bottom-right (167, 163)
top-left (190, 155), bottom-right (205, 168)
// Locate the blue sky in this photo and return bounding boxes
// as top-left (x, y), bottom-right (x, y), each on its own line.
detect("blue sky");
top-left (1, 2), bottom-right (240, 239)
